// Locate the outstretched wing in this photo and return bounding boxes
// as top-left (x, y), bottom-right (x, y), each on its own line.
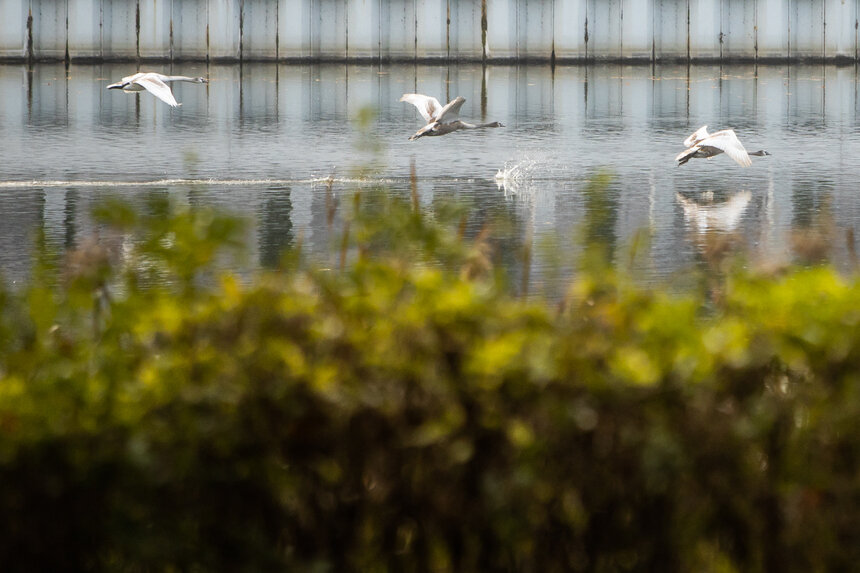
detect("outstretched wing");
top-left (106, 72), bottom-right (145, 90)
top-left (135, 74), bottom-right (181, 107)
top-left (683, 125), bottom-right (709, 148)
top-left (436, 97), bottom-right (466, 124)
top-left (400, 93), bottom-right (443, 123)
top-left (674, 146), bottom-right (699, 165)
top-left (703, 130), bottom-right (752, 167)
top-left (408, 121), bottom-right (439, 141)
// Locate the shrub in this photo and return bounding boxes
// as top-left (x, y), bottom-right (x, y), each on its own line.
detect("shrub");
top-left (0, 190), bottom-right (858, 572)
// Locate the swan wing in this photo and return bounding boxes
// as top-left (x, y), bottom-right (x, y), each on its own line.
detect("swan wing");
top-left (408, 121), bottom-right (439, 141)
top-left (703, 130), bottom-right (752, 167)
top-left (124, 72), bottom-right (147, 84)
top-left (436, 96), bottom-right (466, 124)
top-left (675, 146), bottom-right (699, 163)
top-left (106, 72), bottom-right (145, 90)
top-left (135, 74), bottom-right (181, 107)
top-left (683, 125), bottom-right (709, 148)
top-left (400, 93), bottom-right (442, 123)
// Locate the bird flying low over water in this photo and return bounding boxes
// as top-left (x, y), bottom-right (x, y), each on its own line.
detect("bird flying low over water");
top-left (400, 93), bottom-right (504, 140)
top-left (106, 73), bottom-right (208, 107)
top-left (675, 125), bottom-right (769, 167)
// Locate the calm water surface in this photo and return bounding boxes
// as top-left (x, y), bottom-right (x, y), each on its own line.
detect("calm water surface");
top-left (0, 62), bottom-right (857, 293)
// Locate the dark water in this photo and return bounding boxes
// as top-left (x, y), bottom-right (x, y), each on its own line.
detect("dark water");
top-left (0, 62), bottom-right (857, 292)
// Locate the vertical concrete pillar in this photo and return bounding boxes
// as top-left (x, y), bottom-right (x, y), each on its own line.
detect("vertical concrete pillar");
top-left (790, 0), bottom-right (824, 58)
top-left (0, 0), bottom-right (28, 59)
top-left (210, 0), bottom-right (240, 60)
top-left (313, 0), bottom-right (347, 59)
top-left (824, 0), bottom-right (857, 60)
top-left (653, 0), bottom-right (686, 61)
top-left (32, 0), bottom-right (68, 60)
top-left (139, 0), bottom-right (172, 59)
top-left (554, 0), bottom-right (586, 61)
top-left (622, 0), bottom-right (651, 60)
top-left (380, 0), bottom-right (416, 60)
top-left (757, 0), bottom-right (789, 60)
top-left (485, 0), bottom-right (517, 60)
top-left (519, 0), bottom-right (554, 61)
top-left (415, 0), bottom-right (446, 59)
top-left (688, 0), bottom-right (720, 59)
top-left (720, 0), bottom-right (755, 59)
top-left (347, 0), bottom-right (379, 59)
top-left (102, 0), bottom-right (139, 60)
top-left (242, 0), bottom-right (279, 60)
top-left (279, 0), bottom-right (313, 59)
top-left (67, 0), bottom-right (100, 60)
top-left (587, 0), bottom-right (622, 59)
top-left (448, 0), bottom-right (483, 59)
top-left (172, 0), bottom-right (208, 60)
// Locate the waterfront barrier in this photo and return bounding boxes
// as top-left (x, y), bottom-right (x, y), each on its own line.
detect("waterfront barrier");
top-left (0, 0), bottom-right (857, 63)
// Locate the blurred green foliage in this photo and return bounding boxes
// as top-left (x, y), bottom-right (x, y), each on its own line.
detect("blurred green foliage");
top-left (1, 182), bottom-right (860, 572)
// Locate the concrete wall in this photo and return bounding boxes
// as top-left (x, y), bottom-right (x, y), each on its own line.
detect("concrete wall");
top-left (0, 0), bottom-right (857, 62)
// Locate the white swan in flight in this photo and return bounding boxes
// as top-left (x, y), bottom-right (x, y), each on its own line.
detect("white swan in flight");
top-left (675, 126), bottom-right (769, 167)
top-left (106, 72), bottom-right (208, 107)
top-left (400, 93), bottom-right (504, 140)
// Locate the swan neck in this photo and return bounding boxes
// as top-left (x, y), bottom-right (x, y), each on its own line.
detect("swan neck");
top-left (164, 75), bottom-right (202, 83)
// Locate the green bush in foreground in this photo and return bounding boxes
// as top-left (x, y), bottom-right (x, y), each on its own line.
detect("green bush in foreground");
top-left (0, 191), bottom-right (859, 572)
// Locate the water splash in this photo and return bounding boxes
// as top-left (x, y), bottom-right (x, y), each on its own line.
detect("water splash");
top-left (493, 158), bottom-right (560, 198)
top-left (494, 159), bottom-right (542, 197)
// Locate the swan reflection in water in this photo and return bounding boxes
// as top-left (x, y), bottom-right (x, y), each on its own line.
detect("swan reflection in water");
top-left (675, 190), bottom-right (752, 234)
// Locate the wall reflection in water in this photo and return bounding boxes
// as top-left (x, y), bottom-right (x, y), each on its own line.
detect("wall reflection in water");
top-left (0, 63), bottom-right (858, 293)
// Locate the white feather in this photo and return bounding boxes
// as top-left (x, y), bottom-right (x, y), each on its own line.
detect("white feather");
top-left (683, 125), bottom-right (710, 148)
top-left (399, 93), bottom-right (443, 123)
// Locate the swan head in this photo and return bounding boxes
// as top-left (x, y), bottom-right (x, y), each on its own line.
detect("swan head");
top-left (106, 81), bottom-right (128, 90)
top-left (750, 150), bottom-right (770, 157)
top-left (487, 121), bottom-right (504, 128)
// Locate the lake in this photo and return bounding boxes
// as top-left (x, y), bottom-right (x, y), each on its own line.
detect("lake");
top-left (0, 62), bottom-right (857, 294)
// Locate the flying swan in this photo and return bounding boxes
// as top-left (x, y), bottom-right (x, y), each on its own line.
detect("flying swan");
top-left (107, 72), bottom-right (208, 107)
top-left (400, 94), bottom-right (504, 140)
top-left (675, 125), bottom-right (769, 167)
